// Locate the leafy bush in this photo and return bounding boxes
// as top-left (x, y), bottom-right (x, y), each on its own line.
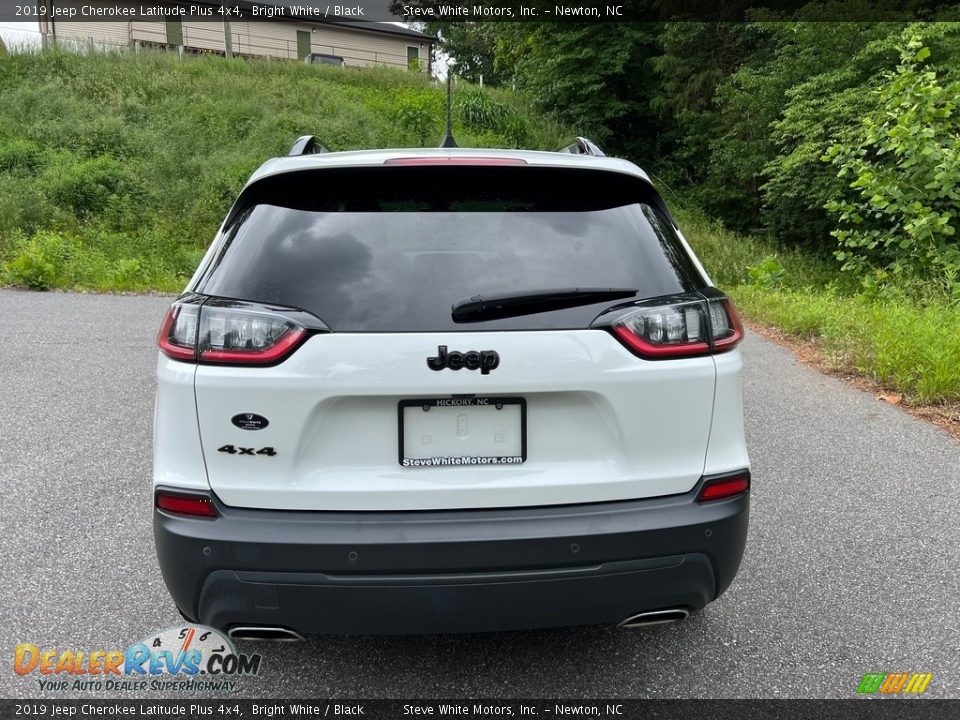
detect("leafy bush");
top-left (393, 92), bottom-right (439, 145)
top-left (0, 139), bottom-right (46, 173)
top-left (3, 231), bottom-right (76, 290)
top-left (456, 89), bottom-right (531, 147)
top-left (824, 34), bottom-right (960, 296)
top-left (41, 154), bottom-right (138, 218)
top-left (746, 255), bottom-right (786, 288)
top-left (457, 89), bottom-right (507, 130)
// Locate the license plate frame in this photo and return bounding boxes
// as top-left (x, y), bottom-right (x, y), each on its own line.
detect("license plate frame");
top-left (397, 397), bottom-right (527, 467)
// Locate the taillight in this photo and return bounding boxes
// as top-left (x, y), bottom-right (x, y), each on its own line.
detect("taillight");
top-left (611, 297), bottom-right (711, 358)
top-left (599, 292), bottom-right (743, 359)
top-left (156, 491), bottom-right (218, 518)
top-left (157, 297), bottom-right (311, 366)
top-left (697, 472), bottom-right (750, 502)
top-left (157, 303), bottom-right (200, 361)
top-left (708, 297), bottom-right (744, 350)
top-left (197, 305), bottom-right (306, 364)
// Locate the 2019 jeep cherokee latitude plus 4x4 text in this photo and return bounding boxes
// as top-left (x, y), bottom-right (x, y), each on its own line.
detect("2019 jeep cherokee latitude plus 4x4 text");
top-left (153, 145), bottom-right (750, 636)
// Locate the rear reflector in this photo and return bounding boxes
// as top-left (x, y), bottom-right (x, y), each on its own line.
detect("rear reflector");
top-left (383, 157), bottom-right (528, 166)
top-left (156, 492), bottom-right (218, 518)
top-left (697, 474), bottom-right (750, 502)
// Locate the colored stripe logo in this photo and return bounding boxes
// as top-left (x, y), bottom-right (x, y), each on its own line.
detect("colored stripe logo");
top-left (857, 673), bottom-right (933, 694)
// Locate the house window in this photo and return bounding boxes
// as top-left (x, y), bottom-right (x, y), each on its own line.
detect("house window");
top-left (297, 30), bottom-right (311, 60)
top-left (407, 45), bottom-right (420, 71)
top-left (165, 20), bottom-right (183, 47)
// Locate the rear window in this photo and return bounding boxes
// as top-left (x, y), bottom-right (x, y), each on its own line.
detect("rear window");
top-left (197, 167), bottom-right (705, 332)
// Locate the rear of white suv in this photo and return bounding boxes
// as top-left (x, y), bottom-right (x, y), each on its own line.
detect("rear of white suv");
top-left (153, 146), bottom-right (750, 636)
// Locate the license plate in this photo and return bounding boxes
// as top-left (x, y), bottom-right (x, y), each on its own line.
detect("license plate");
top-left (398, 397), bottom-right (526, 468)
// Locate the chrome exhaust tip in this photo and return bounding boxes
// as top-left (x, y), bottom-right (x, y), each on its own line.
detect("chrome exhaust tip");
top-left (227, 626), bottom-right (305, 642)
top-left (617, 608), bottom-right (689, 629)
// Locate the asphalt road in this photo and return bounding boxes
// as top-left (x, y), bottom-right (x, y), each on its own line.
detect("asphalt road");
top-left (1, 288), bottom-right (958, 699)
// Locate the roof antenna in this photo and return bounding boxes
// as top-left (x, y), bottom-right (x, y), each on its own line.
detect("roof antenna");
top-left (440, 71), bottom-right (458, 148)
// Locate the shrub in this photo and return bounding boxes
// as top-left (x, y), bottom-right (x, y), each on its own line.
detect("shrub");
top-left (3, 231), bottom-right (76, 290)
top-left (0, 139), bottom-right (46, 173)
top-left (393, 92), bottom-right (440, 145)
top-left (42, 154), bottom-right (138, 218)
top-left (824, 34), bottom-right (960, 297)
top-left (456, 89), bottom-right (531, 147)
top-left (746, 255), bottom-right (786, 288)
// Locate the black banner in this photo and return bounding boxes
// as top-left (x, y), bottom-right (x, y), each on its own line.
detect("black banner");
top-left (0, 700), bottom-right (957, 720)
top-left (3, 0), bottom-right (960, 23)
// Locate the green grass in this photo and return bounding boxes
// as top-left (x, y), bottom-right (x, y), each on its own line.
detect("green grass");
top-left (678, 208), bottom-right (960, 405)
top-left (0, 48), bottom-right (570, 292)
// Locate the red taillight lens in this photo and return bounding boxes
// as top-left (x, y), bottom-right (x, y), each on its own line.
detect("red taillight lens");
top-left (697, 473), bottom-right (750, 502)
top-left (604, 293), bottom-right (744, 359)
top-left (708, 297), bottom-right (744, 350)
top-left (198, 306), bottom-right (306, 365)
top-left (157, 300), bottom-right (309, 366)
top-left (610, 298), bottom-right (711, 358)
top-left (156, 491), bottom-right (218, 518)
top-left (157, 304), bottom-right (200, 361)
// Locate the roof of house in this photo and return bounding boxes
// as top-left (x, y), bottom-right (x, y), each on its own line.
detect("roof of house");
top-left (333, 21), bottom-right (435, 42)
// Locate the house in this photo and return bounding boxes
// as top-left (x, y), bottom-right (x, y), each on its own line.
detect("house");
top-left (36, 0), bottom-right (435, 74)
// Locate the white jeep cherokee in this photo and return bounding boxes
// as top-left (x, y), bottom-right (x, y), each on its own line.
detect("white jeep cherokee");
top-left (153, 138), bottom-right (750, 638)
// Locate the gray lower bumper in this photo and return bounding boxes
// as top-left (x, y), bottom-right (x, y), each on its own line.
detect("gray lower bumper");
top-left (154, 479), bottom-right (749, 634)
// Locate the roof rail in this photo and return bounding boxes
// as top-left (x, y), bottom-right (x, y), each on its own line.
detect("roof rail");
top-left (288, 135), bottom-right (330, 156)
top-left (558, 137), bottom-right (606, 157)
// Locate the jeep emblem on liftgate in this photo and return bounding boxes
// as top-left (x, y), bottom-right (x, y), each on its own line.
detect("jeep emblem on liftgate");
top-left (427, 345), bottom-right (500, 375)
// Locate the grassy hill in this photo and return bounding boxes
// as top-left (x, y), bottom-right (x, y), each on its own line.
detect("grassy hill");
top-left (0, 49), bottom-right (569, 292)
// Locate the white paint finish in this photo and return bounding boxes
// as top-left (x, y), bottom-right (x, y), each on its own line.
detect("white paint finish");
top-left (189, 331), bottom-right (722, 510)
top-left (705, 348), bottom-right (751, 476)
top-left (153, 355), bottom-right (208, 489)
top-left (248, 148), bottom-right (653, 186)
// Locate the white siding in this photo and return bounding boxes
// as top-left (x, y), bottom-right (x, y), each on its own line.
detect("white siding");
top-left (45, 9), bottom-right (431, 72)
top-left (219, 21), bottom-right (429, 70)
top-left (49, 1), bottom-right (131, 50)
top-left (130, 20), bottom-right (170, 45)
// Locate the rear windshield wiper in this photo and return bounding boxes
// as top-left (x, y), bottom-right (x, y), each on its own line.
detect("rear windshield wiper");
top-left (452, 288), bottom-right (639, 323)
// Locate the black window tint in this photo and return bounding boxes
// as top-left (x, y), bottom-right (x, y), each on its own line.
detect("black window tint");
top-left (199, 167), bottom-right (704, 332)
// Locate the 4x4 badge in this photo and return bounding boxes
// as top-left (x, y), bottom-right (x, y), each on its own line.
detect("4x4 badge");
top-left (427, 345), bottom-right (500, 375)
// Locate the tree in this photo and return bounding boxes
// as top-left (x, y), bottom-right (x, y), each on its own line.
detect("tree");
top-left (427, 23), bottom-right (509, 85)
top-left (650, 23), bottom-right (769, 222)
top-left (498, 23), bottom-right (665, 163)
top-left (824, 32), bottom-right (960, 296)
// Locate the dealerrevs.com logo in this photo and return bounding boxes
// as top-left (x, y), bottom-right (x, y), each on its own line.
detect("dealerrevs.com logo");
top-left (14, 625), bottom-right (261, 693)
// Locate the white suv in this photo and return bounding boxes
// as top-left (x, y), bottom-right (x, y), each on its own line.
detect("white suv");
top-left (153, 138), bottom-right (750, 638)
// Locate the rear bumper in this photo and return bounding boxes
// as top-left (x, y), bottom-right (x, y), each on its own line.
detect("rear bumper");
top-left (154, 477), bottom-right (749, 634)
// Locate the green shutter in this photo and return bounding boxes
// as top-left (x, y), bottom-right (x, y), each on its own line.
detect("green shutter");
top-left (165, 20), bottom-right (183, 47)
top-left (297, 31), bottom-right (311, 60)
